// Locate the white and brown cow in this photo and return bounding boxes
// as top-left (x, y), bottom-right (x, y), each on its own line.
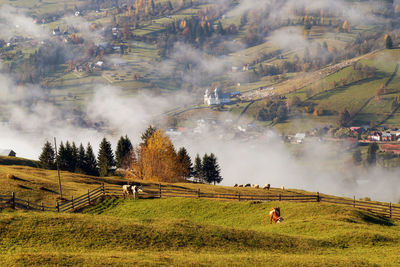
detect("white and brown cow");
top-left (269, 207), bottom-right (283, 224)
top-left (122, 184), bottom-right (143, 199)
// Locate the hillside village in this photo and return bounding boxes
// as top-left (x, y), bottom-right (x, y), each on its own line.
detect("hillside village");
top-left (3, 0), bottom-right (400, 266)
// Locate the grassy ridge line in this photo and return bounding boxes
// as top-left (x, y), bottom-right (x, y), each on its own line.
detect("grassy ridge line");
top-left (0, 156), bottom-right (39, 168)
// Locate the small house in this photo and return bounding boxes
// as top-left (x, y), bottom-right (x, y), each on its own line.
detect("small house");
top-left (382, 132), bottom-right (394, 142)
top-left (367, 131), bottom-right (381, 141)
top-left (230, 91), bottom-right (241, 97)
top-left (0, 149), bottom-right (16, 157)
top-left (349, 127), bottom-right (365, 134)
top-left (294, 133), bottom-right (306, 144)
top-left (52, 28), bottom-right (61, 36)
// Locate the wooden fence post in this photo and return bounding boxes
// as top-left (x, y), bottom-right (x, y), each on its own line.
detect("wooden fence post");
top-left (11, 192), bottom-right (15, 209)
top-left (353, 196), bottom-right (356, 208)
top-left (88, 189), bottom-right (91, 205)
top-left (159, 184), bottom-right (162, 198)
top-left (56, 201), bottom-right (59, 212)
top-left (72, 196), bottom-right (74, 209)
top-left (27, 199), bottom-right (30, 209)
top-left (41, 202), bottom-right (44, 211)
top-left (390, 203), bottom-right (392, 218)
top-left (197, 189), bottom-right (200, 198)
top-left (238, 192), bottom-right (241, 202)
top-left (317, 192), bottom-right (320, 202)
top-left (279, 194), bottom-right (281, 201)
top-left (102, 183), bottom-right (105, 196)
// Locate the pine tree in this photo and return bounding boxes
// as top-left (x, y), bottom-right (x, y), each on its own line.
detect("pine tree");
top-left (366, 142), bottom-right (379, 166)
top-left (338, 108), bottom-right (351, 127)
top-left (39, 141), bottom-right (55, 169)
top-left (115, 135), bottom-right (133, 168)
top-left (85, 143), bottom-right (98, 176)
top-left (97, 138), bottom-right (115, 177)
top-left (352, 148), bottom-right (362, 165)
top-left (217, 21), bottom-right (225, 35)
top-left (177, 147), bottom-right (193, 180)
top-left (71, 142), bottom-right (78, 172)
top-left (57, 141), bottom-right (68, 171)
top-left (240, 12), bottom-right (248, 27)
top-left (385, 34), bottom-right (393, 49)
top-left (202, 153), bottom-right (222, 185)
top-left (141, 125), bottom-right (157, 146)
top-left (76, 143), bottom-right (86, 173)
top-left (193, 153), bottom-right (203, 183)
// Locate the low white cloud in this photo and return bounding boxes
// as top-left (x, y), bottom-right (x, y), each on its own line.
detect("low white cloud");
top-left (0, 5), bottom-right (49, 40)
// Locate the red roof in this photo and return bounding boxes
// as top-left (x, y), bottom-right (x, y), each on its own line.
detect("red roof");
top-left (380, 144), bottom-right (400, 154)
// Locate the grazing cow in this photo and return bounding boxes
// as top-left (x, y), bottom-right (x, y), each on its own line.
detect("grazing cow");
top-left (122, 184), bottom-right (133, 196)
top-left (269, 207), bottom-right (283, 224)
top-left (263, 184), bottom-right (271, 190)
top-left (253, 184), bottom-right (259, 189)
top-left (234, 184), bottom-right (238, 187)
top-left (238, 184), bottom-right (244, 187)
top-left (245, 184), bottom-right (251, 187)
top-left (122, 184), bottom-right (143, 199)
top-left (280, 186), bottom-right (285, 190)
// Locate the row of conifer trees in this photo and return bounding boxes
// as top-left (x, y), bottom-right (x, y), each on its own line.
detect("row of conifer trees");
top-left (38, 127), bottom-right (223, 184)
top-left (38, 137), bottom-right (127, 177)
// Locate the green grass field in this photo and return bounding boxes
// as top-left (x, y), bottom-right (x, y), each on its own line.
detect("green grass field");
top-left (1, 197), bottom-right (399, 266)
top-left (1, 155), bottom-right (400, 266)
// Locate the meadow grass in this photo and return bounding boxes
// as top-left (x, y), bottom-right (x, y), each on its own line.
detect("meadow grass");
top-left (1, 197), bottom-right (400, 266)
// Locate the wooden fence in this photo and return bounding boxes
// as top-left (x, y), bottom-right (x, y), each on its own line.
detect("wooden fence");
top-left (1, 183), bottom-right (400, 220)
top-left (57, 184), bottom-right (105, 212)
top-left (104, 184), bottom-right (400, 220)
top-left (0, 193), bottom-right (57, 212)
top-left (0, 184), bottom-right (105, 213)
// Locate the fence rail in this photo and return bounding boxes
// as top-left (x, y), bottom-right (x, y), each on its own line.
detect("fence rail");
top-left (1, 183), bottom-right (399, 220)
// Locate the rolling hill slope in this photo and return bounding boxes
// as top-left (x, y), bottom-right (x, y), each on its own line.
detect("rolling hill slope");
top-left (0, 197), bottom-right (399, 266)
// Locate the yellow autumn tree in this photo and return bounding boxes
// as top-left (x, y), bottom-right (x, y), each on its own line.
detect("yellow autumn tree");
top-left (342, 20), bottom-right (350, 33)
top-left (129, 130), bottom-right (184, 183)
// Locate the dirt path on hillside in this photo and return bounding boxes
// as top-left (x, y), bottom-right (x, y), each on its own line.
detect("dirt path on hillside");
top-left (273, 50), bottom-right (382, 95)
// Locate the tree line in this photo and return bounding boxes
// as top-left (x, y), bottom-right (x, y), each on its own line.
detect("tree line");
top-left (39, 126), bottom-right (222, 184)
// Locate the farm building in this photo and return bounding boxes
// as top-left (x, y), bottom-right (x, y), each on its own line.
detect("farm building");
top-left (0, 149), bottom-right (16, 157)
top-left (382, 132), bottom-right (395, 142)
top-left (204, 88), bottom-right (231, 106)
top-left (294, 133), bottom-right (306, 144)
top-left (367, 131), bottom-right (381, 141)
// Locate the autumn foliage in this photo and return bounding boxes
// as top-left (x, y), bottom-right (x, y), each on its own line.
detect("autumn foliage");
top-left (128, 130), bottom-right (186, 183)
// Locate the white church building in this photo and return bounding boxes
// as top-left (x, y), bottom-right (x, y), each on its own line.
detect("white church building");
top-left (204, 88), bottom-right (231, 106)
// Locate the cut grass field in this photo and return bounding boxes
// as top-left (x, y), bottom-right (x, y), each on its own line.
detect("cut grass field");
top-left (1, 197), bottom-right (400, 266)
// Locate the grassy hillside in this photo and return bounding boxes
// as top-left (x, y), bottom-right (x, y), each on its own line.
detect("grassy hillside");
top-left (0, 156), bottom-right (39, 168)
top-left (0, 165), bottom-right (124, 205)
top-left (0, 163), bottom-right (315, 206)
top-left (0, 197), bottom-right (399, 266)
top-left (265, 49), bottom-right (400, 133)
